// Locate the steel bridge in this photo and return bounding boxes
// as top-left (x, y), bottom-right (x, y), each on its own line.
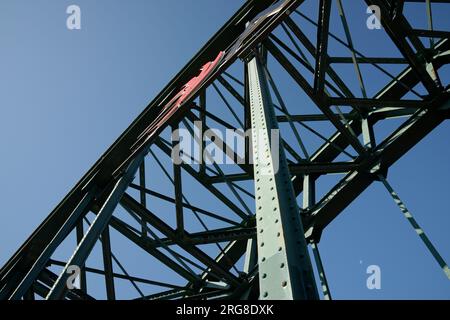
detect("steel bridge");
top-left (1, 0), bottom-right (450, 300)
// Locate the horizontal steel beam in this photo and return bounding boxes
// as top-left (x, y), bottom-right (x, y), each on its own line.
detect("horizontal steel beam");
top-left (151, 227), bottom-right (256, 247)
top-left (290, 162), bottom-right (360, 175)
top-left (330, 98), bottom-right (426, 109)
top-left (329, 57), bottom-right (408, 64)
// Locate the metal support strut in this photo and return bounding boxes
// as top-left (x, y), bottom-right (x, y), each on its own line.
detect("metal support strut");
top-left (247, 47), bottom-right (318, 300)
top-left (46, 150), bottom-right (148, 300)
top-left (379, 175), bottom-right (450, 280)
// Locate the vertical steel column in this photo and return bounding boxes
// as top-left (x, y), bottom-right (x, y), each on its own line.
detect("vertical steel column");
top-left (139, 161), bottom-right (147, 237)
top-left (172, 123), bottom-right (184, 234)
top-left (362, 117), bottom-right (375, 149)
top-left (303, 175), bottom-right (332, 300)
top-left (302, 175), bottom-right (315, 210)
top-left (247, 49), bottom-right (318, 300)
top-left (243, 239), bottom-right (257, 275)
top-left (425, 0), bottom-right (434, 48)
top-left (101, 226), bottom-right (116, 300)
top-left (76, 222), bottom-right (88, 293)
top-left (241, 238), bottom-right (257, 299)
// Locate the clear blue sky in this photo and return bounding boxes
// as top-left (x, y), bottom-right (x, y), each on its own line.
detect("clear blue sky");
top-left (0, 0), bottom-right (449, 299)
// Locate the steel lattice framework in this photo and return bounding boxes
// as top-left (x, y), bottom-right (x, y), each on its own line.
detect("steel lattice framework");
top-left (1, 0), bottom-right (449, 300)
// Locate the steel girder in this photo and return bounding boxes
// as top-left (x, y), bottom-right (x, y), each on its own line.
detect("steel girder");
top-left (247, 50), bottom-right (318, 299)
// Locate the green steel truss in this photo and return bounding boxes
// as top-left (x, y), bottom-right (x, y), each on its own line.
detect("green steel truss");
top-left (1, 0), bottom-right (449, 300)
